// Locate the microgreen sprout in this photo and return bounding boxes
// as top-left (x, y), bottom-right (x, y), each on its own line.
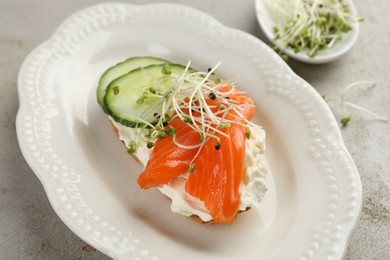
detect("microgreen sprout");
top-left (127, 140), bottom-right (136, 154)
top-left (188, 165), bottom-right (196, 173)
top-left (136, 96), bottom-right (144, 104)
top-left (220, 122), bottom-right (231, 129)
top-left (162, 63), bottom-right (172, 75)
top-left (324, 81), bottom-right (388, 128)
top-left (245, 127), bottom-right (251, 139)
top-left (265, 0), bottom-right (363, 58)
top-left (183, 116), bottom-right (192, 123)
top-left (339, 81), bottom-right (388, 122)
top-left (157, 130), bottom-right (167, 139)
top-left (340, 115), bottom-right (351, 127)
top-left (147, 141), bottom-right (155, 149)
top-left (113, 86), bottom-right (120, 95)
top-left (149, 87), bottom-right (157, 94)
top-left (215, 141), bottom-right (221, 150)
top-left (165, 126), bottom-right (176, 136)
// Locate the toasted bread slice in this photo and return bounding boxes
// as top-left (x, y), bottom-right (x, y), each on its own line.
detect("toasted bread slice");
top-left (110, 119), bottom-right (251, 224)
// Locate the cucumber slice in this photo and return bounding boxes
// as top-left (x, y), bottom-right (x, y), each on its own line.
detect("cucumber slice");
top-left (97, 56), bottom-right (168, 112)
top-left (105, 64), bottom-right (188, 127)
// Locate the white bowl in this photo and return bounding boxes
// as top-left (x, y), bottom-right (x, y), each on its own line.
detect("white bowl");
top-left (255, 0), bottom-right (360, 64)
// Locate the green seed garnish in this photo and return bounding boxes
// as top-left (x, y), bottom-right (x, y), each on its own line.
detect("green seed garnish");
top-left (220, 122), bottom-right (231, 129)
top-left (340, 115), bottom-right (351, 127)
top-left (157, 131), bottom-right (167, 139)
top-left (165, 126), bottom-right (176, 136)
top-left (163, 113), bottom-right (171, 121)
top-left (209, 92), bottom-right (216, 100)
top-left (215, 141), bottom-right (221, 150)
top-left (113, 86), bottom-right (120, 95)
top-left (147, 141), bottom-right (154, 149)
top-left (198, 135), bottom-right (204, 142)
top-left (183, 116), bottom-right (192, 123)
top-left (136, 96), bottom-right (144, 104)
top-left (188, 165), bottom-right (196, 173)
top-left (162, 63), bottom-right (171, 75)
top-left (127, 141), bottom-right (136, 154)
top-left (245, 127), bottom-right (251, 139)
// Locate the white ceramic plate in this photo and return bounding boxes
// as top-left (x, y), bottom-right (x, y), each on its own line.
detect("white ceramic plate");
top-left (16, 3), bottom-right (362, 260)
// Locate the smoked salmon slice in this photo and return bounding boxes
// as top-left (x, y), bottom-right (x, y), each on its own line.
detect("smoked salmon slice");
top-left (137, 117), bottom-right (199, 189)
top-left (137, 86), bottom-right (255, 224)
top-left (185, 124), bottom-right (246, 224)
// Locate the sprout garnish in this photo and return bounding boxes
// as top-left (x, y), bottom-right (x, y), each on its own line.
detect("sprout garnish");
top-left (126, 61), bottom-right (262, 171)
top-left (265, 0), bottom-right (363, 58)
top-left (127, 140), bottom-right (137, 154)
top-left (324, 81), bottom-right (388, 127)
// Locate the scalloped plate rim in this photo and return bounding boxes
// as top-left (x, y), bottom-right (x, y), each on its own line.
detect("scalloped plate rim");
top-left (16, 2), bottom-right (362, 259)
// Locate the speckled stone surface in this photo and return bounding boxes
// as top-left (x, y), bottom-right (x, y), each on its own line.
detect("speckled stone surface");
top-left (1, 0), bottom-right (389, 259)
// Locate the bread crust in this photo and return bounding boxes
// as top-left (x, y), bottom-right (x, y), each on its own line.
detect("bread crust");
top-left (189, 207), bottom-right (251, 225)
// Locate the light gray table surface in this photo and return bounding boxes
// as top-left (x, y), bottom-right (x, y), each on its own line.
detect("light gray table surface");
top-left (1, 0), bottom-right (389, 259)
